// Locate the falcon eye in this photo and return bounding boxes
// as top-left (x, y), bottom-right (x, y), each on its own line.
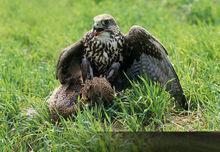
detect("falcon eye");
top-left (101, 20), bottom-right (109, 26)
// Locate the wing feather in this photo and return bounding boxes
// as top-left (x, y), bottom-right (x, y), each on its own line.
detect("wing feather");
top-left (123, 25), bottom-right (187, 109)
top-left (56, 40), bottom-right (84, 84)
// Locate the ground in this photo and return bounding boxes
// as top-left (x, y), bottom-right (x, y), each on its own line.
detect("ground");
top-left (0, 0), bottom-right (220, 151)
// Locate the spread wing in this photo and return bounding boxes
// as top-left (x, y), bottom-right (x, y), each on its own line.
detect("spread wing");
top-left (122, 25), bottom-right (187, 109)
top-left (56, 40), bottom-right (84, 85)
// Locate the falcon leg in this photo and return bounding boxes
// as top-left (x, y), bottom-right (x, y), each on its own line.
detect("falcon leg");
top-left (106, 62), bottom-right (120, 82)
top-left (81, 58), bottom-right (93, 82)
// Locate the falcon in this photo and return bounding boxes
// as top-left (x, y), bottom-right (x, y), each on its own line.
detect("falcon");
top-left (56, 14), bottom-right (188, 109)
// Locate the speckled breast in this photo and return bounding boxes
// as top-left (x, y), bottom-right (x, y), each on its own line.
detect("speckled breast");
top-left (82, 32), bottom-right (124, 75)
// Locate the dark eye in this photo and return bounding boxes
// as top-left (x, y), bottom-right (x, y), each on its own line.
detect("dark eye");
top-left (101, 20), bottom-right (109, 26)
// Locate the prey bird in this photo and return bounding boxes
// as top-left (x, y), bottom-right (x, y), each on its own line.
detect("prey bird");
top-left (56, 14), bottom-right (188, 109)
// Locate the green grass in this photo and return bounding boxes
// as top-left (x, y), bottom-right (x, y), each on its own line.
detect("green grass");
top-left (0, 0), bottom-right (220, 151)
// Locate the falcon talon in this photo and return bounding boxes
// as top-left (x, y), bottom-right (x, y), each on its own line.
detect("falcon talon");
top-left (56, 14), bottom-right (188, 109)
top-left (106, 62), bottom-right (121, 82)
top-left (81, 57), bottom-right (94, 82)
top-left (106, 69), bottom-right (115, 81)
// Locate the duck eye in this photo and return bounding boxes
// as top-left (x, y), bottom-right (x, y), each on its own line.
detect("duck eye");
top-left (102, 20), bottom-right (109, 26)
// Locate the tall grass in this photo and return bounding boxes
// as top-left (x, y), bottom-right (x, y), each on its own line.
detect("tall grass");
top-left (0, 0), bottom-right (219, 151)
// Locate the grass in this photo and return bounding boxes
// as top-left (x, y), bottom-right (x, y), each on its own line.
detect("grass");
top-left (0, 0), bottom-right (220, 151)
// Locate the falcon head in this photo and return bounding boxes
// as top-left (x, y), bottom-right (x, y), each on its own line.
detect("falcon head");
top-left (92, 14), bottom-right (120, 39)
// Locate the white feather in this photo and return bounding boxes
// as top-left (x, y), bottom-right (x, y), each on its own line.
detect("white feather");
top-left (103, 51), bottom-right (108, 59)
top-left (98, 32), bottom-right (111, 43)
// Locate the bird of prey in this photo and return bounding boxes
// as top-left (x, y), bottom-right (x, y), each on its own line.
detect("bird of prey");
top-left (56, 14), bottom-right (188, 109)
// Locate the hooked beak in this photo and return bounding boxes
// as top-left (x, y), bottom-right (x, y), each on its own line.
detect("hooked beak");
top-left (93, 24), bottom-right (105, 36)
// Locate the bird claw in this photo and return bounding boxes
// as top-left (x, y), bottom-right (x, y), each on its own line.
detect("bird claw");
top-left (81, 58), bottom-right (93, 82)
top-left (106, 62), bottom-right (120, 82)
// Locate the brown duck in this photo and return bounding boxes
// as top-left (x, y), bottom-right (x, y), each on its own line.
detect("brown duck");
top-left (48, 77), bottom-right (114, 122)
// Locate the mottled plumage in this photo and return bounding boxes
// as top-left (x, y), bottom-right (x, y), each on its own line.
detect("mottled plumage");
top-left (82, 31), bottom-right (124, 75)
top-left (56, 14), bottom-right (188, 109)
top-left (48, 77), bottom-right (114, 122)
top-left (81, 77), bottom-right (114, 105)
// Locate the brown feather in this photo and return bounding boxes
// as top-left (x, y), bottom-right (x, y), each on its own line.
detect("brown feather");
top-left (48, 77), bottom-right (114, 122)
top-left (56, 40), bottom-right (84, 84)
top-left (122, 25), bottom-right (188, 109)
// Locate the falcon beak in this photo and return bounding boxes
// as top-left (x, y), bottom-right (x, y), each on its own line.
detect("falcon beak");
top-left (93, 25), bottom-right (105, 36)
top-left (93, 30), bottom-right (100, 36)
